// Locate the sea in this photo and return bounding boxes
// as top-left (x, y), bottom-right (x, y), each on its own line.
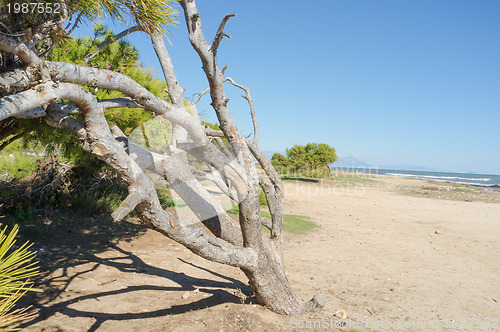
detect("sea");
top-left (332, 167), bottom-right (500, 190)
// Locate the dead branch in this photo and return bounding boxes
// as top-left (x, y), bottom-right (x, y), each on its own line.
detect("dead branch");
top-left (110, 125), bottom-right (244, 246)
top-left (150, 33), bottom-right (185, 106)
top-left (41, 83), bottom-right (256, 268)
top-left (65, 12), bottom-right (83, 36)
top-left (246, 139), bottom-right (282, 187)
top-left (204, 124), bottom-right (225, 137)
top-left (111, 190), bottom-right (142, 221)
top-left (0, 0), bottom-right (306, 314)
top-left (193, 87), bottom-right (210, 104)
top-left (211, 14), bottom-right (236, 56)
top-left (85, 26), bottom-right (144, 64)
top-left (0, 130), bottom-right (29, 152)
top-left (212, 137), bottom-right (233, 159)
top-left (0, 34), bottom-right (40, 65)
top-left (224, 77), bottom-right (259, 144)
top-left (14, 98), bottom-right (144, 119)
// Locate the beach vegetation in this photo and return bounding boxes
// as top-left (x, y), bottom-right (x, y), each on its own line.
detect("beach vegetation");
top-left (227, 207), bottom-right (316, 234)
top-left (272, 143), bottom-right (337, 179)
top-left (0, 0), bottom-right (332, 315)
top-left (261, 212), bottom-right (318, 234)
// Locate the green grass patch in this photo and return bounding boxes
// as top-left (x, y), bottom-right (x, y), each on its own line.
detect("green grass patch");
top-left (0, 141), bottom-right (40, 179)
top-left (227, 207), bottom-right (317, 234)
top-left (261, 211), bottom-right (317, 234)
top-left (258, 188), bottom-right (268, 206)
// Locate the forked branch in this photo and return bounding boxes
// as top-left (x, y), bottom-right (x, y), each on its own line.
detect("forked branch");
top-left (224, 77), bottom-right (259, 144)
top-left (211, 14), bottom-right (236, 56)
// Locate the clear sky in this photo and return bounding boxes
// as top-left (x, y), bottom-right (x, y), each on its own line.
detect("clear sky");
top-left (74, 0), bottom-right (500, 175)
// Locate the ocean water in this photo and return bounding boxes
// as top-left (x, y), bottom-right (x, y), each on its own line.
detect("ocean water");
top-left (333, 167), bottom-right (500, 190)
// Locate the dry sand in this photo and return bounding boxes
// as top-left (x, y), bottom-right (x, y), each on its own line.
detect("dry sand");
top-left (18, 174), bottom-right (500, 331)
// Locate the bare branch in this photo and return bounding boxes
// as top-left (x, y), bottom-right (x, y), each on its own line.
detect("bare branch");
top-left (85, 26), bottom-right (144, 64)
top-left (0, 130), bottom-right (29, 152)
top-left (259, 177), bottom-right (283, 239)
top-left (180, 0), bottom-right (265, 266)
top-left (246, 138), bottom-right (284, 239)
top-left (13, 98), bottom-right (144, 120)
top-left (46, 61), bottom-right (213, 147)
top-left (211, 14), bottom-right (236, 56)
top-left (0, 82), bottom-right (57, 121)
top-left (39, 84), bottom-right (256, 269)
top-left (246, 139), bottom-right (282, 187)
top-left (111, 191), bottom-right (142, 221)
top-left (0, 34), bottom-right (40, 65)
top-left (45, 103), bottom-right (87, 141)
top-left (68, 12), bottom-right (83, 35)
top-left (213, 137), bottom-right (233, 159)
top-left (225, 77), bottom-right (259, 144)
top-left (260, 217), bottom-right (272, 232)
top-left (110, 125), bottom-right (245, 246)
top-left (0, 68), bottom-right (34, 96)
top-left (192, 87), bottom-right (210, 104)
top-left (63, 11), bottom-right (83, 35)
top-left (13, 107), bottom-right (46, 119)
top-left (98, 97), bottom-right (144, 110)
top-left (205, 164), bottom-right (239, 201)
top-left (47, 62), bottom-right (175, 112)
top-left (204, 124), bottom-right (225, 137)
top-left (150, 33), bottom-right (185, 106)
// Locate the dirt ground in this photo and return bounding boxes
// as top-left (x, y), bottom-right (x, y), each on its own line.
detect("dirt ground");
top-left (15, 174), bottom-right (500, 331)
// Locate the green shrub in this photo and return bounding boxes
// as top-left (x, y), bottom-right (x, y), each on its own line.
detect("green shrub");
top-left (157, 188), bottom-right (175, 209)
top-left (15, 204), bottom-right (33, 221)
top-left (258, 188), bottom-right (268, 206)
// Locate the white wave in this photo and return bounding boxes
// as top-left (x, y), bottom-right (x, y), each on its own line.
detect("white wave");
top-left (445, 181), bottom-right (499, 187)
top-left (385, 173), bottom-right (491, 182)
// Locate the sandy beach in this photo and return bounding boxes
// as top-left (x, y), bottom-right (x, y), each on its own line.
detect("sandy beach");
top-left (19, 174), bottom-right (500, 331)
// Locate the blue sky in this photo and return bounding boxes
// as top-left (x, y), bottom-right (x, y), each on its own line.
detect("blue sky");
top-left (74, 0), bottom-right (500, 174)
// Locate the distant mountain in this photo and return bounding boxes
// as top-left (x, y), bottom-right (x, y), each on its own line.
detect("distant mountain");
top-left (378, 164), bottom-right (437, 172)
top-left (330, 156), bottom-right (373, 168)
top-left (330, 156), bottom-right (437, 172)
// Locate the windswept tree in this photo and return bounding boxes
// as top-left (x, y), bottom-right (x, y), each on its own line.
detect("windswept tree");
top-left (0, 0), bottom-right (322, 314)
top-left (273, 143), bottom-right (337, 178)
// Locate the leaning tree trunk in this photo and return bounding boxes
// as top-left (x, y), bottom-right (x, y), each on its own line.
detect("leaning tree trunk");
top-left (0, 0), bottom-right (317, 315)
top-left (178, 0), bottom-right (303, 314)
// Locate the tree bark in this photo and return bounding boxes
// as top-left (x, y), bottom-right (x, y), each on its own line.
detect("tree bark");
top-left (179, 0), bottom-right (303, 314)
top-left (0, 0), bottom-right (311, 315)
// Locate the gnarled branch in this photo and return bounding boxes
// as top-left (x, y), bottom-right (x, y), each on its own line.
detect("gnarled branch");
top-left (29, 82), bottom-right (256, 270)
top-left (211, 14), bottom-right (236, 56)
top-left (0, 34), bottom-right (40, 65)
top-left (192, 87), bottom-right (210, 104)
top-left (225, 77), bottom-right (259, 144)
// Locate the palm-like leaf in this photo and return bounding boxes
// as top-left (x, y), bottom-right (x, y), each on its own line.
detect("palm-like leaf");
top-left (72, 0), bottom-right (178, 35)
top-left (0, 224), bottom-right (41, 331)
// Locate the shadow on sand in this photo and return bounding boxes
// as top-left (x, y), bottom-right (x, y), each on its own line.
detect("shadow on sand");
top-left (12, 212), bottom-right (253, 331)
top-left (281, 177), bottom-right (320, 183)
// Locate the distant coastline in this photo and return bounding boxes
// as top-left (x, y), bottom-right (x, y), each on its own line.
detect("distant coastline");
top-left (331, 167), bottom-right (500, 190)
